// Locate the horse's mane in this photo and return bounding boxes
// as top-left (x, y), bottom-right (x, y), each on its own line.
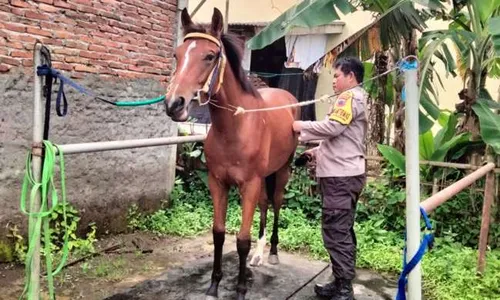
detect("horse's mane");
top-left (183, 24), bottom-right (260, 98)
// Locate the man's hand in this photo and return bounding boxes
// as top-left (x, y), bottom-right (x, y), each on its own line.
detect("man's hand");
top-left (292, 121), bottom-right (302, 133)
top-left (294, 147), bottom-right (317, 166)
top-left (304, 147), bottom-right (316, 159)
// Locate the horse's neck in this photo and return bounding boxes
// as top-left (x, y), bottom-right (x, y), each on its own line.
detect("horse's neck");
top-left (209, 68), bottom-right (261, 136)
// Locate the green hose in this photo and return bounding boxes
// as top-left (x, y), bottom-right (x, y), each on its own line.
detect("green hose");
top-left (20, 141), bottom-right (70, 300)
top-left (115, 95), bottom-right (165, 106)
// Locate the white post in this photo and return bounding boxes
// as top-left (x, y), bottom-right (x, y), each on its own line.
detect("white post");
top-left (29, 43), bottom-right (44, 300)
top-left (176, 0), bottom-right (189, 47)
top-left (404, 67), bottom-right (421, 300)
top-left (224, 0), bottom-right (229, 33)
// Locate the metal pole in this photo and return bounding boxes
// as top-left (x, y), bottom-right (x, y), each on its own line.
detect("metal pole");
top-left (477, 157), bottom-right (496, 274)
top-left (29, 43), bottom-right (44, 300)
top-left (404, 67), bottom-right (421, 300)
top-left (224, 0), bottom-right (229, 33)
top-left (55, 135), bottom-right (206, 155)
top-left (420, 163), bottom-right (495, 214)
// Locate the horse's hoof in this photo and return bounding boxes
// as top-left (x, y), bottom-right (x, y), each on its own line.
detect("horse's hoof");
top-left (249, 255), bottom-right (263, 266)
top-left (206, 296), bottom-right (218, 300)
top-left (268, 254), bottom-right (280, 265)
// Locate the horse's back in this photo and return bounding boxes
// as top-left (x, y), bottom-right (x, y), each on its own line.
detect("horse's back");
top-left (257, 87), bottom-right (300, 121)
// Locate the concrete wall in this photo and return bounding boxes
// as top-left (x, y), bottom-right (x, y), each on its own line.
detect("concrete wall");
top-left (314, 10), bottom-right (376, 119)
top-left (0, 0), bottom-right (179, 258)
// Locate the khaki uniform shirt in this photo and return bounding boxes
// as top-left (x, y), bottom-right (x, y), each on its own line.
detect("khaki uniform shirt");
top-left (299, 86), bottom-right (368, 178)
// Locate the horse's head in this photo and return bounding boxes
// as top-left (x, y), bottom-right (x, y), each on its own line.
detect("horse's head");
top-left (165, 8), bottom-right (226, 121)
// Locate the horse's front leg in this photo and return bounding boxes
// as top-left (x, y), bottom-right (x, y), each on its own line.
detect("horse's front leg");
top-left (206, 173), bottom-right (229, 300)
top-left (250, 183), bottom-right (268, 266)
top-left (236, 177), bottom-right (261, 300)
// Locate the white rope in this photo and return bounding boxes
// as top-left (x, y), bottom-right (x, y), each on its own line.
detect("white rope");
top-left (230, 55), bottom-right (419, 115)
top-left (233, 64), bottom-right (401, 115)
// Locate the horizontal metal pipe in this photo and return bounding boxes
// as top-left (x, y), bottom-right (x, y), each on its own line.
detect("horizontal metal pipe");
top-left (420, 162), bottom-right (495, 214)
top-left (56, 135), bottom-right (207, 155)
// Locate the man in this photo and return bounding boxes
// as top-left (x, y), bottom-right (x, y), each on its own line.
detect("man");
top-left (292, 57), bottom-right (368, 300)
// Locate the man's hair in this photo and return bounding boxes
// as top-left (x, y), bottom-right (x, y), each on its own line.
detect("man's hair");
top-left (334, 57), bottom-right (364, 84)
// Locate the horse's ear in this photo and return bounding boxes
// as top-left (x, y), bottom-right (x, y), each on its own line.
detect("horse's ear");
top-left (210, 8), bottom-right (223, 36)
top-left (181, 8), bottom-right (194, 29)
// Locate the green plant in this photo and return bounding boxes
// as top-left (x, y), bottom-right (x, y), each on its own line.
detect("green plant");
top-left (357, 179), bottom-right (407, 231)
top-left (284, 164), bottom-right (321, 219)
top-left (8, 224), bottom-right (27, 263)
top-left (45, 203), bottom-right (97, 262)
top-left (8, 203), bottom-right (97, 265)
top-left (419, 0), bottom-right (500, 151)
top-left (377, 111), bottom-right (473, 184)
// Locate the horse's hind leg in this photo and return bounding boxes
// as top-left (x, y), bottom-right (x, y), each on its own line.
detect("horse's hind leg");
top-left (206, 174), bottom-right (229, 300)
top-left (269, 165), bottom-right (290, 265)
top-left (250, 178), bottom-right (270, 266)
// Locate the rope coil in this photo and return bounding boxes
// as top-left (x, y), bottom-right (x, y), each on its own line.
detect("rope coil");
top-left (20, 141), bottom-right (69, 300)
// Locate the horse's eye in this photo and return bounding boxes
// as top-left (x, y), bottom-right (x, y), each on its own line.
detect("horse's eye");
top-left (173, 53), bottom-right (177, 59)
top-left (204, 54), bottom-right (215, 61)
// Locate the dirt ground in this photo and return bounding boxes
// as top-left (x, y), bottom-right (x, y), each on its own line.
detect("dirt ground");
top-left (0, 232), bottom-right (220, 300)
top-left (0, 232), bottom-right (397, 300)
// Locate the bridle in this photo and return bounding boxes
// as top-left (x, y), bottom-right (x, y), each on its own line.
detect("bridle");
top-left (182, 32), bottom-right (227, 106)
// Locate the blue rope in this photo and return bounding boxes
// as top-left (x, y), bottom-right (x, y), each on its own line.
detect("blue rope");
top-left (396, 206), bottom-right (434, 300)
top-left (398, 58), bottom-right (418, 103)
top-left (398, 59), bottom-right (418, 72)
top-left (36, 65), bottom-right (166, 112)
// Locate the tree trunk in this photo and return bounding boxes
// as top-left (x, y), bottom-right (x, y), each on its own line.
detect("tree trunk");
top-left (366, 51), bottom-right (388, 161)
top-left (393, 87), bottom-right (405, 153)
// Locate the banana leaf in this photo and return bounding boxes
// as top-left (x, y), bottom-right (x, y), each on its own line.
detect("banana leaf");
top-left (472, 100), bottom-right (500, 154)
top-left (377, 144), bottom-right (406, 173)
top-left (246, 0), bottom-right (356, 50)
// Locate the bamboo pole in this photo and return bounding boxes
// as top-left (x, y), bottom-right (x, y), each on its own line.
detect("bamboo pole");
top-left (477, 158), bottom-right (496, 274)
top-left (364, 155), bottom-right (500, 173)
top-left (420, 163), bottom-right (496, 214)
top-left (190, 0), bottom-right (207, 17)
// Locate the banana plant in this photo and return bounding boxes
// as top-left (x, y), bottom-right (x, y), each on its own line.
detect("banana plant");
top-left (377, 111), bottom-right (472, 180)
top-left (418, 0), bottom-right (500, 154)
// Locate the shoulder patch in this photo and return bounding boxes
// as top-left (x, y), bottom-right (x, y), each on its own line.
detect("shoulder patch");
top-left (329, 91), bottom-right (353, 125)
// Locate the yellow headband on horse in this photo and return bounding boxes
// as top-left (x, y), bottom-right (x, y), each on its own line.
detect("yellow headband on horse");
top-left (184, 32), bottom-right (221, 47)
top-left (183, 33), bottom-right (226, 98)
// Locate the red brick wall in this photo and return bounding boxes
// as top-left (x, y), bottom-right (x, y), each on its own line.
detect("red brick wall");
top-left (0, 0), bottom-right (177, 82)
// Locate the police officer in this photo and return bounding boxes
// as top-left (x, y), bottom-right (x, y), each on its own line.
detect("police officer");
top-left (292, 57), bottom-right (367, 300)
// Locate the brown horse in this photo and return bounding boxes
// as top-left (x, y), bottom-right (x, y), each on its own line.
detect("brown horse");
top-left (165, 8), bottom-right (300, 300)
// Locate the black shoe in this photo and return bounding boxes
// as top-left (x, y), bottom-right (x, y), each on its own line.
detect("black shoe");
top-left (314, 279), bottom-right (337, 298)
top-left (330, 279), bottom-right (353, 300)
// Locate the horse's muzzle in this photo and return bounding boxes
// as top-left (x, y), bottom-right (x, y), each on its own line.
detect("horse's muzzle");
top-left (165, 96), bottom-right (186, 118)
